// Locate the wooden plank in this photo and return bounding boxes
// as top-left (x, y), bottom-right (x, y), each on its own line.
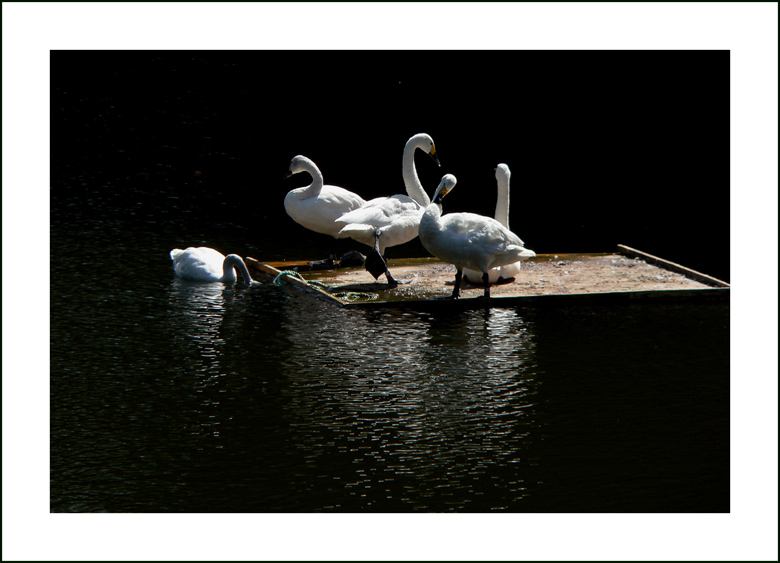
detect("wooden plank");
top-left (246, 249), bottom-right (729, 310)
top-left (245, 257), bottom-right (349, 306)
top-left (617, 245), bottom-right (730, 288)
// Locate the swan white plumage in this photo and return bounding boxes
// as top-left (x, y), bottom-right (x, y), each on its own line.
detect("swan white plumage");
top-left (463, 163), bottom-right (535, 284)
top-left (333, 133), bottom-right (440, 285)
top-left (418, 174), bottom-right (535, 299)
top-left (170, 247), bottom-right (255, 284)
top-left (283, 155), bottom-right (366, 238)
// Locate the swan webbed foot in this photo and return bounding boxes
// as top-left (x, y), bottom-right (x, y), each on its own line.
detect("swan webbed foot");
top-left (384, 273), bottom-right (412, 288)
top-left (364, 249), bottom-right (387, 280)
top-left (385, 273), bottom-right (399, 288)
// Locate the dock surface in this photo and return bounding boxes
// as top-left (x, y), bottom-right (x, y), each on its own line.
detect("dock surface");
top-left (247, 245), bottom-right (729, 308)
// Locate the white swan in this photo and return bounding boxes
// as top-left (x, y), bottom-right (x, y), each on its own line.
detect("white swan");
top-left (333, 133), bottom-right (440, 286)
top-left (170, 247), bottom-right (255, 284)
top-left (283, 155), bottom-right (366, 238)
top-left (418, 174), bottom-right (535, 299)
top-left (463, 163), bottom-right (535, 284)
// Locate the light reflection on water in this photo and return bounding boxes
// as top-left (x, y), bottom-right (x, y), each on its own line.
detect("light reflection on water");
top-left (50, 224), bottom-right (729, 513)
top-left (275, 301), bottom-right (540, 510)
top-left (48, 60), bottom-right (729, 513)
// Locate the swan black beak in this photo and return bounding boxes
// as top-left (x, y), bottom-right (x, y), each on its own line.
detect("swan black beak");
top-left (283, 170), bottom-right (292, 179)
top-left (433, 187), bottom-right (450, 204)
top-left (429, 151), bottom-right (441, 167)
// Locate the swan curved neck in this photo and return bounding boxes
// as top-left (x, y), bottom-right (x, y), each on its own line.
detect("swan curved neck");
top-left (223, 255), bottom-right (254, 284)
top-left (495, 174), bottom-right (510, 228)
top-left (299, 161), bottom-right (324, 198)
top-left (402, 139), bottom-right (431, 207)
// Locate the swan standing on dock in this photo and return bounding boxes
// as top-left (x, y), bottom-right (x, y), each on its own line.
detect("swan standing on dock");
top-left (333, 133), bottom-right (440, 286)
top-left (283, 155), bottom-right (366, 238)
top-left (170, 247), bottom-right (255, 284)
top-left (418, 174), bottom-right (535, 299)
top-left (463, 163), bottom-right (535, 284)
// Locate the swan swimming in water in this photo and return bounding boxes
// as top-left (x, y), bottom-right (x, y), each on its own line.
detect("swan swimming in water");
top-left (283, 155), bottom-right (366, 239)
top-left (418, 174), bottom-right (535, 299)
top-left (463, 163), bottom-right (535, 284)
top-left (170, 247), bottom-right (255, 284)
top-left (334, 133), bottom-right (440, 286)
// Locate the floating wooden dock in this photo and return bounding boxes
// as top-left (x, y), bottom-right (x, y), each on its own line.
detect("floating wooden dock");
top-left (246, 245), bottom-right (729, 309)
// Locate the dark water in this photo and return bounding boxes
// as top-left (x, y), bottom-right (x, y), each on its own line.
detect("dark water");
top-left (50, 52), bottom-right (729, 512)
top-left (50, 213), bottom-right (729, 512)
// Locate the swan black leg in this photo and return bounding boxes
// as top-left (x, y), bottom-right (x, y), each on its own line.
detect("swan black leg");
top-left (482, 271), bottom-right (491, 299)
top-left (378, 233), bottom-right (400, 288)
top-left (364, 232), bottom-right (388, 280)
top-left (449, 269), bottom-right (463, 299)
top-left (366, 232), bottom-right (410, 288)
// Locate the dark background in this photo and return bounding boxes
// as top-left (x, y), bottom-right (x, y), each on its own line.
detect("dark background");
top-left (48, 50), bottom-right (731, 518)
top-left (51, 50), bottom-right (729, 281)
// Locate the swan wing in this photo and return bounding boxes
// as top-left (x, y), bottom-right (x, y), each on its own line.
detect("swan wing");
top-left (335, 196), bottom-right (392, 226)
top-left (336, 195), bottom-right (422, 228)
top-left (285, 186), bottom-right (366, 237)
top-left (316, 185), bottom-right (366, 209)
top-left (171, 247), bottom-right (224, 281)
top-left (441, 213), bottom-right (525, 246)
top-left (336, 195), bottom-right (425, 250)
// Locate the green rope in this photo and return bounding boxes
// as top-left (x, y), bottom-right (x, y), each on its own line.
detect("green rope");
top-left (272, 270), bottom-right (305, 286)
top-left (308, 280), bottom-right (332, 290)
top-left (332, 291), bottom-right (378, 301)
top-left (272, 269), bottom-right (377, 301)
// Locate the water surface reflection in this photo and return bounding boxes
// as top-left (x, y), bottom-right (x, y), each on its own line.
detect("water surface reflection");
top-left (51, 252), bottom-right (728, 513)
top-left (277, 299), bottom-right (541, 511)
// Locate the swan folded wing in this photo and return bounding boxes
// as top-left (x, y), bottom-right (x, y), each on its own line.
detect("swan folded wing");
top-left (443, 219), bottom-right (529, 269)
top-left (441, 214), bottom-right (525, 245)
top-left (336, 195), bottom-right (421, 228)
top-left (439, 212), bottom-right (506, 235)
top-left (314, 186), bottom-right (366, 210)
top-left (173, 251), bottom-right (223, 280)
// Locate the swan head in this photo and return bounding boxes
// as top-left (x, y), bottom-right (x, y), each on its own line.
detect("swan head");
top-left (285, 155), bottom-right (315, 179)
top-left (495, 163), bottom-right (511, 182)
top-left (432, 174), bottom-right (457, 204)
top-left (408, 133), bottom-right (440, 167)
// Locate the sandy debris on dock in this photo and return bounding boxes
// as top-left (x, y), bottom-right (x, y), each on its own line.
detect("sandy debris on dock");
top-left (296, 254), bottom-right (717, 301)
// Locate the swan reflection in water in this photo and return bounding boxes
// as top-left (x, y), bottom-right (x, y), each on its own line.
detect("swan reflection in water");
top-left (168, 278), bottom-right (230, 367)
top-left (166, 278), bottom-right (242, 446)
top-left (277, 297), bottom-right (540, 510)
